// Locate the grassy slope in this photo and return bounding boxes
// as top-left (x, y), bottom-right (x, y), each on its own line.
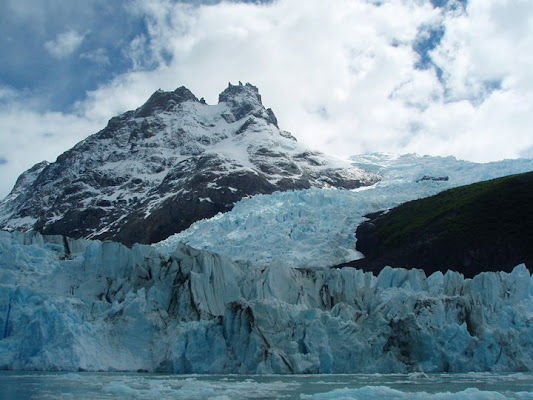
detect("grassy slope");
top-left (380, 171), bottom-right (533, 251)
top-left (353, 171), bottom-right (533, 276)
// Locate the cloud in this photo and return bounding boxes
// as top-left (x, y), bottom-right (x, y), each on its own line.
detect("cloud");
top-left (1, 0), bottom-right (533, 198)
top-left (0, 100), bottom-right (105, 198)
top-left (88, 0), bottom-right (444, 156)
top-left (0, 86), bottom-right (19, 102)
top-left (44, 29), bottom-right (85, 59)
top-left (80, 48), bottom-right (110, 65)
top-left (0, 0), bottom-right (150, 110)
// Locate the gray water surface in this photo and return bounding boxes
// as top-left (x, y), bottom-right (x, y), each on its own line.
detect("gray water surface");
top-left (1, 371), bottom-right (532, 399)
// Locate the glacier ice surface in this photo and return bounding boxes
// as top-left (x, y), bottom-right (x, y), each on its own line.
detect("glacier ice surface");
top-left (1, 229), bottom-right (532, 373)
top-left (154, 153), bottom-right (533, 268)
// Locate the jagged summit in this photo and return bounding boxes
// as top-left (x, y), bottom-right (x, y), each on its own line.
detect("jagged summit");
top-left (0, 82), bottom-right (379, 246)
top-left (219, 81), bottom-right (262, 103)
top-left (218, 82), bottom-right (278, 126)
top-left (135, 86), bottom-right (199, 118)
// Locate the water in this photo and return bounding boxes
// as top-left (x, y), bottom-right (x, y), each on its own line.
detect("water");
top-left (1, 372), bottom-right (532, 399)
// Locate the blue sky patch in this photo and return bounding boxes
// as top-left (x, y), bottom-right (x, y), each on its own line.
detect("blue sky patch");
top-left (0, 1), bottom-right (149, 112)
top-left (0, 0), bottom-right (270, 113)
top-left (413, 25), bottom-right (445, 71)
top-left (431, 0), bottom-right (467, 10)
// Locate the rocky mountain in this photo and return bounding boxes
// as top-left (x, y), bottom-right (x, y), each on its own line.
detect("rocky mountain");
top-left (0, 82), bottom-right (379, 246)
top-left (349, 171), bottom-right (533, 277)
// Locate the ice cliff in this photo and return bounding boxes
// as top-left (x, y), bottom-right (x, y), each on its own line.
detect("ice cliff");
top-left (1, 230), bottom-right (532, 373)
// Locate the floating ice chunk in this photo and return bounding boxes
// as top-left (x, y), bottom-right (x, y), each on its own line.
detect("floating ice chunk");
top-left (301, 386), bottom-right (519, 399)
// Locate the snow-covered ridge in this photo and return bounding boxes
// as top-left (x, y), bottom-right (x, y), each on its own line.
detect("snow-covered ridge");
top-left (0, 82), bottom-right (377, 245)
top-left (1, 230), bottom-right (532, 373)
top-left (155, 153), bottom-right (533, 268)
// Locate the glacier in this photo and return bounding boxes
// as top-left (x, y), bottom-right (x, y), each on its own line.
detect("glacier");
top-left (1, 230), bottom-right (532, 373)
top-left (155, 153), bottom-right (533, 268)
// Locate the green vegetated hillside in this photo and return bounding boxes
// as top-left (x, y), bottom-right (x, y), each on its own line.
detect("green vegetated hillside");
top-left (351, 171), bottom-right (533, 277)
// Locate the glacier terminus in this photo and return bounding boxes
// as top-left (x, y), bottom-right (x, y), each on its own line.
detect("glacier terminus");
top-left (0, 229), bottom-right (532, 373)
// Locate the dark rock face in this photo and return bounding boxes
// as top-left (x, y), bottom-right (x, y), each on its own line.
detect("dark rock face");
top-left (0, 82), bottom-right (379, 246)
top-left (415, 175), bottom-right (449, 183)
top-left (347, 172), bottom-right (533, 277)
top-left (135, 87), bottom-right (199, 118)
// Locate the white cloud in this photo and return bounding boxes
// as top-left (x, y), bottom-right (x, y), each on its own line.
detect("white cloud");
top-left (2, 0), bottom-right (533, 197)
top-left (45, 29), bottom-right (85, 59)
top-left (0, 101), bottom-right (105, 198)
top-left (82, 0), bottom-right (443, 156)
top-left (80, 48), bottom-right (110, 65)
top-left (0, 85), bottom-right (18, 102)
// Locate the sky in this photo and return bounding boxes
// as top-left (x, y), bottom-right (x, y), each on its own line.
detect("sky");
top-left (1, 0), bottom-right (532, 198)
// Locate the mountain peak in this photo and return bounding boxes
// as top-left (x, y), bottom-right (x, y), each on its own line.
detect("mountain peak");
top-left (217, 82), bottom-right (274, 123)
top-left (135, 82), bottom-right (272, 123)
top-left (135, 86), bottom-right (199, 118)
top-left (218, 81), bottom-right (262, 104)
top-left (0, 81), bottom-right (379, 245)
